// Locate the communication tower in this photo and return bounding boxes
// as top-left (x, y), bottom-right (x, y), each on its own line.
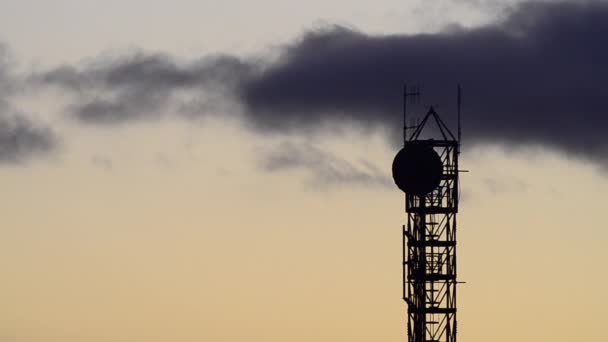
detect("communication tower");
top-left (392, 86), bottom-right (462, 342)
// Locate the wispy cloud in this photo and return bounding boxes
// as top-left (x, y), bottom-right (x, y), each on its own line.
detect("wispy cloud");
top-left (0, 105), bottom-right (56, 163)
top-left (259, 142), bottom-right (392, 189)
top-left (36, 51), bottom-right (254, 124)
top-left (0, 47), bottom-right (57, 164)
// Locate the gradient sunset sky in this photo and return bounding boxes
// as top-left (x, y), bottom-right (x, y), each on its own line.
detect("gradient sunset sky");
top-left (1, 1), bottom-right (607, 341)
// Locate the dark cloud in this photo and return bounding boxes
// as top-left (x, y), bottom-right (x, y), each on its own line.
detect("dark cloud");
top-left (38, 52), bottom-right (254, 124)
top-left (34, 1), bottom-right (608, 165)
top-left (242, 0), bottom-right (608, 161)
top-left (260, 142), bottom-right (392, 189)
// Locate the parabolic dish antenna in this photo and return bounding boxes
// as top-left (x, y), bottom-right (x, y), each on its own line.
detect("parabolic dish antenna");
top-left (392, 143), bottom-right (443, 196)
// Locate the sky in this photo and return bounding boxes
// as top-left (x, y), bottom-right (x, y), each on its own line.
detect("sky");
top-left (1, 0), bottom-right (607, 341)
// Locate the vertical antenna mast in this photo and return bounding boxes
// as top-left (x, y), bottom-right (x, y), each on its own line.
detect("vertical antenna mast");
top-left (403, 84), bottom-right (421, 145)
top-left (457, 85), bottom-right (462, 143)
top-left (403, 84), bottom-right (407, 145)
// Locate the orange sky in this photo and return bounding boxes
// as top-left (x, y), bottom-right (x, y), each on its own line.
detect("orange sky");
top-left (1, 119), bottom-right (606, 341)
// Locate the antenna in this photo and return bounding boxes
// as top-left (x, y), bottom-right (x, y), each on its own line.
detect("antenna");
top-left (403, 84), bottom-right (421, 145)
top-left (457, 85), bottom-right (462, 143)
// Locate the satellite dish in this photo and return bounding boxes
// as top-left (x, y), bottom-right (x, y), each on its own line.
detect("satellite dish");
top-left (392, 142), bottom-right (443, 196)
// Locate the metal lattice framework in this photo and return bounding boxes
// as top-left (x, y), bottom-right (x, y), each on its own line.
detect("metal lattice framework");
top-left (402, 103), bottom-right (461, 342)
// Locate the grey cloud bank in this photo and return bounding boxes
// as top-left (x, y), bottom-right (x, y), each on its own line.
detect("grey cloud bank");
top-left (29, 1), bottom-right (608, 165)
top-left (242, 0), bottom-right (608, 161)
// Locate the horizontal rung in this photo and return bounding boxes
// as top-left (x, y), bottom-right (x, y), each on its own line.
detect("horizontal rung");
top-left (408, 240), bottom-right (456, 247)
top-left (408, 274), bottom-right (456, 281)
top-left (408, 307), bottom-right (457, 314)
top-left (408, 206), bottom-right (457, 214)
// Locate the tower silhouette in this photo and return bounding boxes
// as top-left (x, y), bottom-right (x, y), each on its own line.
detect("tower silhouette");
top-left (392, 86), bottom-right (462, 342)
